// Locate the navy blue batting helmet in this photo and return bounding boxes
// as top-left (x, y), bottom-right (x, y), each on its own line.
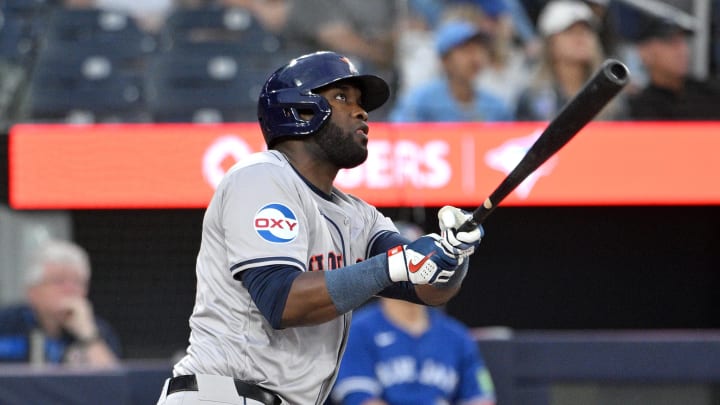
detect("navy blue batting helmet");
top-left (257, 51), bottom-right (390, 147)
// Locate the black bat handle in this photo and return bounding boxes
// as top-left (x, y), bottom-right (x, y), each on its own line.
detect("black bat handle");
top-left (457, 219), bottom-right (480, 233)
top-left (456, 199), bottom-right (493, 232)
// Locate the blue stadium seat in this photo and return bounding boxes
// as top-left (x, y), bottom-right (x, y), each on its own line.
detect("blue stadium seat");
top-left (0, 1), bottom-right (49, 66)
top-left (26, 51), bottom-right (148, 123)
top-left (1, 0), bottom-right (52, 15)
top-left (159, 6), bottom-right (287, 68)
top-left (144, 50), bottom-right (268, 123)
top-left (20, 7), bottom-right (157, 123)
top-left (0, 1), bottom-right (53, 127)
top-left (0, 11), bottom-right (34, 64)
top-left (39, 7), bottom-right (157, 71)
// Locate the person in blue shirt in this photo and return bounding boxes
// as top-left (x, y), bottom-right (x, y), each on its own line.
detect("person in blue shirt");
top-left (408, 0), bottom-right (539, 53)
top-left (390, 19), bottom-right (513, 123)
top-left (331, 222), bottom-right (496, 405)
top-left (0, 240), bottom-right (121, 366)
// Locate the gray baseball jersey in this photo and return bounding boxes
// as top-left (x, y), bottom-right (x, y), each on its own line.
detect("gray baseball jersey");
top-left (173, 150), bottom-right (396, 404)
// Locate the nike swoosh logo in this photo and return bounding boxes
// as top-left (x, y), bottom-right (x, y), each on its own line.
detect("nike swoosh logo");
top-left (408, 252), bottom-right (435, 273)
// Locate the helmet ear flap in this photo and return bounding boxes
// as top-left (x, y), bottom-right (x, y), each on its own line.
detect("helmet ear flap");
top-left (259, 88), bottom-right (332, 147)
top-left (287, 93), bottom-right (331, 128)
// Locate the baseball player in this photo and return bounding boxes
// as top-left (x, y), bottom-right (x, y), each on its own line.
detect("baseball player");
top-left (156, 51), bottom-right (484, 405)
top-left (330, 222), bottom-right (496, 405)
top-left (331, 299), bottom-right (496, 405)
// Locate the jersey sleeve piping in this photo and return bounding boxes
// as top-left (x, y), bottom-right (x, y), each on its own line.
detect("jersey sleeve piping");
top-left (230, 256), bottom-right (307, 275)
top-left (366, 230), bottom-right (405, 258)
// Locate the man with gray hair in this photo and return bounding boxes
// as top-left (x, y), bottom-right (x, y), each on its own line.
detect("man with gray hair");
top-left (0, 239), bottom-right (121, 366)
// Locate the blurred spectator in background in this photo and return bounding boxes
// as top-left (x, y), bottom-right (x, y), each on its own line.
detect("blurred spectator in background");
top-left (628, 16), bottom-right (720, 120)
top-left (396, 0), bottom-right (538, 101)
top-left (0, 240), bottom-right (121, 366)
top-left (280, 0), bottom-right (397, 71)
top-left (331, 222), bottom-right (496, 405)
top-left (279, 0), bottom-right (398, 119)
top-left (405, 0), bottom-right (539, 55)
top-left (514, 0), bottom-right (626, 121)
top-left (390, 19), bottom-right (512, 122)
top-left (450, 0), bottom-right (541, 60)
top-left (442, 3), bottom-right (534, 111)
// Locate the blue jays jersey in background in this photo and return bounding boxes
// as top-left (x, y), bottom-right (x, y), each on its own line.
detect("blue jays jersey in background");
top-left (331, 302), bottom-right (495, 405)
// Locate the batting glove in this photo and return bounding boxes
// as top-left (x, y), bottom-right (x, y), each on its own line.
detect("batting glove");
top-left (387, 234), bottom-right (459, 285)
top-left (438, 205), bottom-right (484, 258)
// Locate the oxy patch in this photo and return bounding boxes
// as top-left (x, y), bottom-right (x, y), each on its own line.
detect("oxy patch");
top-left (253, 203), bottom-right (299, 243)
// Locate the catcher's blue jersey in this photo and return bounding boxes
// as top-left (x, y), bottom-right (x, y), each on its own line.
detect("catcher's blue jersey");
top-left (331, 303), bottom-right (495, 405)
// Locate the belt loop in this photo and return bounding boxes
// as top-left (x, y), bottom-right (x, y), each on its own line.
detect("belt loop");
top-left (166, 375), bottom-right (280, 405)
top-left (167, 375), bottom-right (198, 395)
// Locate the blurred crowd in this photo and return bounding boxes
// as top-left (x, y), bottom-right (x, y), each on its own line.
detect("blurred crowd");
top-left (0, 0), bottom-right (719, 130)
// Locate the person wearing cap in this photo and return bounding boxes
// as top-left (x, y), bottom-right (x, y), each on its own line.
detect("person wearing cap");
top-left (330, 221), bottom-right (496, 405)
top-left (437, 2), bottom-right (536, 113)
top-left (514, 0), bottom-right (625, 121)
top-left (628, 16), bottom-right (720, 120)
top-left (389, 19), bottom-right (513, 123)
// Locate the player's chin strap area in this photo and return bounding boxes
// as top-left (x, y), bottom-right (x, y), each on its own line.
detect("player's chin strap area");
top-left (167, 375), bottom-right (282, 405)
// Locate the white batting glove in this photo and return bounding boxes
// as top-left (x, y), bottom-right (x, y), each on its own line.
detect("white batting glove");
top-left (438, 205), bottom-right (484, 258)
top-left (387, 234), bottom-right (459, 285)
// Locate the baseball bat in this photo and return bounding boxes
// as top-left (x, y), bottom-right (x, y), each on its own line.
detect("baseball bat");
top-left (457, 58), bottom-right (630, 232)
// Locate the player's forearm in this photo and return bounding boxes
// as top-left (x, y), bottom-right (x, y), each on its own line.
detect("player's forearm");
top-left (414, 284), bottom-right (460, 306)
top-left (282, 255), bottom-right (393, 326)
top-left (281, 271), bottom-right (341, 327)
top-left (415, 256), bottom-right (469, 305)
top-left (279, 250), bottom-right (464, 325)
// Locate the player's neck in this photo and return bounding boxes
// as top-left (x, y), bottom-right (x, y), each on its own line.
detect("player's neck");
top-left (274, 144), bottom-right (337, 195)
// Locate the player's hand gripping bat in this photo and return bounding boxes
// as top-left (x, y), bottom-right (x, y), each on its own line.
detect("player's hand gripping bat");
top-left (457, 58), bottom-right (630, 233)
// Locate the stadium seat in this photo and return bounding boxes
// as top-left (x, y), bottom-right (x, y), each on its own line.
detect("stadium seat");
top-left (159, 6), bottom-right (288, 68)
top-left (18, 7), bottom-right (158, 123)
top-left (144, 50), bottom-right (268, 123)
top-left (0, 11), bottom-right (35, 65)
top-left (0, 1), bottom-right (53, 128)
top-left (39, 7), bottom-right (157, 71)
top-left (1, 0), bottom-right (52, 15)
top-left (0, 0), bottom-right (50, 66)
top-left (25, 51), bottom-right (148, 123)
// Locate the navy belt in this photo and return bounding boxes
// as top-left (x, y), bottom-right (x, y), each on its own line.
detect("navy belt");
top-left (167, 375), bottom-right (281, 405)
